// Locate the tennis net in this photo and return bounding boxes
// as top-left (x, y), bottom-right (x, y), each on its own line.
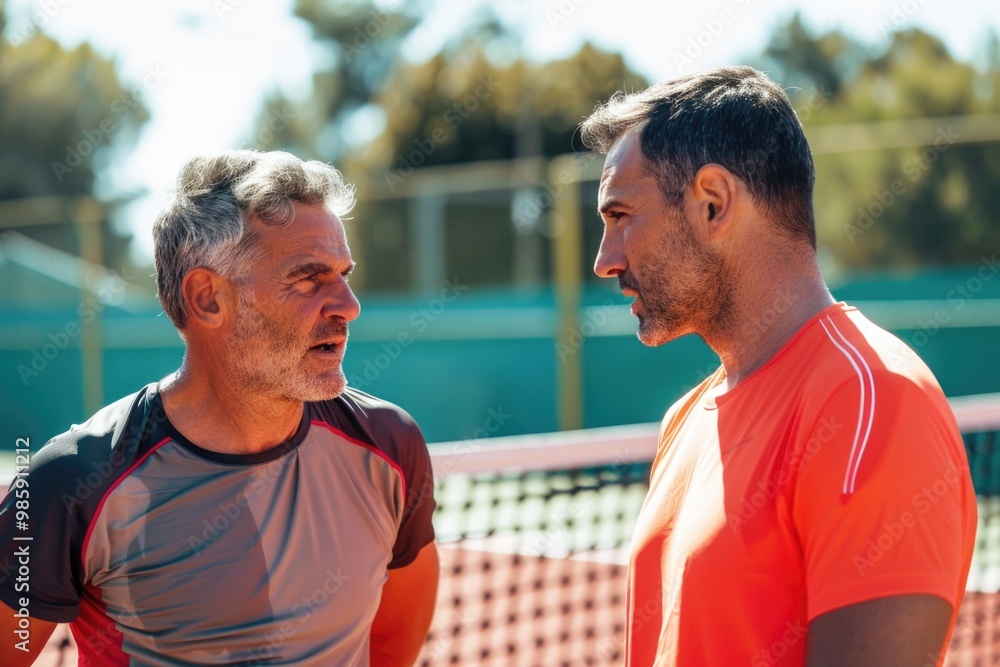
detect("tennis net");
top-left (418, 392), bottom-right (1000, 667)
top-left (13, 393), bottom-right (1000, 666)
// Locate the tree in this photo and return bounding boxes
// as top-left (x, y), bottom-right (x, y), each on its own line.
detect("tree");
top-left (352, 38), bottom-right (649, 291)
top-left (0, 2), bottom-right (151, 271)
top-left (249, 3), bottom-right (649, 291)
top-left (360, 40), bottom-right (646, 175)
top-left (760, 13), bottom-right (870, 100)
top-left (758, 18), bottom-right (1000, 268)
top-left (249, 0), bottom-right (424, 160)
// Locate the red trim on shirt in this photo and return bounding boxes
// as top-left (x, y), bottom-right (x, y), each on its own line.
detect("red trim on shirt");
top-left (311, 421), bottom-right (407, 498)
top-left (80, 436), bottom-right (173, 575)
top-left (72, 584), bottom-right (127, 666)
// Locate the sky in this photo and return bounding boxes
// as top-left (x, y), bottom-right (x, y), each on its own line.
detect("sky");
top-left (5, 0), bottom-right (1000, 263)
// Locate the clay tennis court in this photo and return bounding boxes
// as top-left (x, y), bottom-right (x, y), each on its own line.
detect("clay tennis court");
top-left (20, 404), bottom-right (1000, 665)
top-left (26, 540), bottom-right (1000, 666)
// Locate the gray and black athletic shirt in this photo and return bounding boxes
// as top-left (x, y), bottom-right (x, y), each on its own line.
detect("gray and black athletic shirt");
top-left (0, 384), bottom-right (436, 665)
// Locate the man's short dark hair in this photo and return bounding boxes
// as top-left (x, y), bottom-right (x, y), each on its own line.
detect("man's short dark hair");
top-left (580, 66), bottom-right (816, 247)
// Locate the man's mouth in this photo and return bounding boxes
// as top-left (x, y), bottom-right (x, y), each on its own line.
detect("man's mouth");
top-left (619, 273), bottom-right (640, 299)
top-left (309, 340), bottom-right (344, 353)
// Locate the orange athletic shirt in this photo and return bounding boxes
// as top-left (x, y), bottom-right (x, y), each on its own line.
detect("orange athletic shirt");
top-left (626, 302), bottom-right (977, 666)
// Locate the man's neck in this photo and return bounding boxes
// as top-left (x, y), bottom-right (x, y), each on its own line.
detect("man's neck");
top-left (158, 365), bottom-right (304, 456)
top-left (707, 256), bottom-right (835, 392)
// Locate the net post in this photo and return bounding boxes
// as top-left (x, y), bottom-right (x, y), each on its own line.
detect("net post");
top-left (550, 155), bottom-right (583, 432)
top-left (75, 196), bottom-right (105, 418)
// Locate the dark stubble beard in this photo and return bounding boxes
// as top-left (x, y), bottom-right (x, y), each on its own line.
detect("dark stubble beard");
top-left (625, 210), bottom-right (735, 347)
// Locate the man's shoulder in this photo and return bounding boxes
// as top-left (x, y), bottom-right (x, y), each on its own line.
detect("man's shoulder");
top-left (808, 305), bottom-right (941, 398)
top-left (309, 387), bottom-right (425, 454)
top-left (332, 386), bottom-right (421, 432)
top-left (799, 305), bottom-right (951, 430)
top-left (31, 384), bottom-right (162, 483)
top-left (660, 367), bottom-right (723, 426)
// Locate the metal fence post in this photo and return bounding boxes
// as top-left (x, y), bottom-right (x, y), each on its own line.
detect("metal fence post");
top-left (550, 156), bottom-right (583, 431)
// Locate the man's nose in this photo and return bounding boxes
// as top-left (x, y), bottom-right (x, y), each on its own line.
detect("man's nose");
top-left (594, 232), bottom-right (625, 279)
top-left (323, 279), bottom-right (361, 322)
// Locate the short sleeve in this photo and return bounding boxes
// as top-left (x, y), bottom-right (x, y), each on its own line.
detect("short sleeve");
top-left (388, 425), bottom-right (436, 569)
top-left (0, 439), bottom-right (85, 622)
top-left (790, 373), bottom-right (976, 621)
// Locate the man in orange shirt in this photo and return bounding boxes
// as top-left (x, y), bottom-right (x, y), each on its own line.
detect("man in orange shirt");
top-left (580, 66), bottom-right (977, 666)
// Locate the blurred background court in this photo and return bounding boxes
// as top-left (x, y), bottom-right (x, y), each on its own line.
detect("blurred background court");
top-left (1, 0), bottom-right (999, 664)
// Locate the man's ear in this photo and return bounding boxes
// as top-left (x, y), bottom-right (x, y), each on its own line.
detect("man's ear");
top-left (181, 268), bottom-right (238, 329)
top-left (689, 163), bottom-right (740, 240)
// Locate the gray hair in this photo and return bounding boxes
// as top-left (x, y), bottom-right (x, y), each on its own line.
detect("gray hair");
top-left (153, 150), bottom-right (355, 328)
top-left (580, 66), bottom-right (816, 247)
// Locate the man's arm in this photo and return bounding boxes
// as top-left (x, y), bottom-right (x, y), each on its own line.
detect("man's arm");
top-left (806, 594), bottom-right (953, 666)
top-left (0, 603), bottom-right (58, 667)
top-left (790, 374), bottom-right (975, 666)
top-left (370, 542), bottom-right (439, 667)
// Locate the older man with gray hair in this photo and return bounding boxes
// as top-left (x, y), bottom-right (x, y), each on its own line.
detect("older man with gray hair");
top-left (0, 151), bottom-right (439, 666)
